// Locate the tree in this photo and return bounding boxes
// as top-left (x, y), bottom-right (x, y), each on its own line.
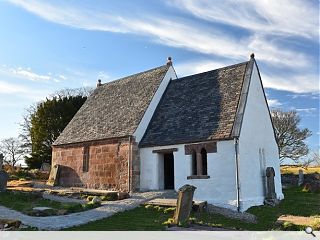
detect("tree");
top-left (23, 94), bottom-right (87, 168)
top-left (0, 138), bottom-right (25, 167)
top-left (271, 109), bottom-right (312, 164)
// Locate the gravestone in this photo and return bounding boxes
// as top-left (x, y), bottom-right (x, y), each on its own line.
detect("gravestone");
top-left (0, 153), bottom-right (8, 192)
top-left (40, 163), bottom-right (51, 172)
top-left (298, 169), bottom-right (304, 186)
top-left (173, 184), bottom-right (197, 225)
top-left (0, 153), bottom-right (3, 170)
top-left (47, 164), bottom-right (60, 186)
top-left (264, 167), bottom-right (278, 206)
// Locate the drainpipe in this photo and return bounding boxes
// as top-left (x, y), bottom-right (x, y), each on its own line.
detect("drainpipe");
top-left (234, 137), bottom-right (241, 212)
top-left (128, 136), bottom-right (131, 193)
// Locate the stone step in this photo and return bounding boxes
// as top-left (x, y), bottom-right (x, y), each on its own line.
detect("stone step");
top-left (144, 198), bottom-right (207, 209)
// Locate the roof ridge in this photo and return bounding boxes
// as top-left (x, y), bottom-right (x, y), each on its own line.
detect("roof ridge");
top-left (100, 64), bottom-right (169, 87)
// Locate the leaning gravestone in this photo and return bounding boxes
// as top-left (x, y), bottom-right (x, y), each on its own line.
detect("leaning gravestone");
top-left (264, 167), bottom-right (278, 206)
top-left (298, 169), bottom-right (304, 186)
top-left (173, 184), bottom-right (197, 225)
top-left (47, 164), bottom-right (60, 186)
top-left (0, 153), bottom-right (9, 192)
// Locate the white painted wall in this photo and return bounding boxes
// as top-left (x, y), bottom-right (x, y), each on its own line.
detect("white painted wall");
top-left (133, 66), bottom-right (177, 142)
top-left (238, 62), bottom-right (284, 211)
top-left (140, 140), bottom-right (239, 210)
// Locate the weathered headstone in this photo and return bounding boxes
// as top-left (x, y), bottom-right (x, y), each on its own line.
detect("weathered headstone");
top-left (264, 167), bottom-right (278, 206)
top-left (173, 184), bottom-right (197, 225)
top-left (47, 164), bottom-right (60, 186)
top-left (0, 153), bottom-right (8, 192)
top-left (0, 153), bottom-right (4, 170)
top-left (298, 169), bottom-right (304, 186)
top-left (0, 171), bottom-right (8, 192)
top-left (40, 163), bottom-right (51, 172)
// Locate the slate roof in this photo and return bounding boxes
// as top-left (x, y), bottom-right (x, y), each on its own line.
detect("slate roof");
top-left (139, 61), bottom-right (250, 147)
top-left (53, 65), bottom-right (170, 146)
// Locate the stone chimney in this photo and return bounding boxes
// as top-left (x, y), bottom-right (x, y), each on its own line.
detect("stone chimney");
top-left (166, 56), bottom-right (172, 66)
top-left (96, 79), bottom-right (102, 87)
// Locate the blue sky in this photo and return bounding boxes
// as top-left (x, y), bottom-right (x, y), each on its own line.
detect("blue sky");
top-left (0, 0), bottom-right (319, 158)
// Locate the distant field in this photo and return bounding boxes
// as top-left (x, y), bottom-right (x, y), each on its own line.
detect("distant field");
top-left (281, 166), bottom-right (320, 175)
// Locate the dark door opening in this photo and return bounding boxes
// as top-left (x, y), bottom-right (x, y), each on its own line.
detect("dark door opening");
top-left (163, 153), bottom-right (174, 189)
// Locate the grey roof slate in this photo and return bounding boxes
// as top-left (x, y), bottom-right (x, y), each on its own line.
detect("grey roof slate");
top-left (139, 61), bottom-right (250, 147)
top-left (53, 65), bottom-right (170, 146)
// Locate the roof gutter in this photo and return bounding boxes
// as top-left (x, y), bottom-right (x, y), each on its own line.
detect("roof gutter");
top-left (234, 137), bottom-right (241, 212)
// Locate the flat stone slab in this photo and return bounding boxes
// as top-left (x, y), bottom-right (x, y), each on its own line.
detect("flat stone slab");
top-left (277, 215), bottom-right (320, 226)
top-left (42, 193), bottom-right (86, 204)
top-left (144, 198), bottom-right (207, 209)
top-left (167, 224), bottom-right (228, 231)
top-left (32, 207), bottom-right (53, 211)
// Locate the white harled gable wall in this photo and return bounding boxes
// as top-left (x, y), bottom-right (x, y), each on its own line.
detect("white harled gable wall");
top-left (140, 141), bottom-right (239, 210)
top-left (133, 66), bottom-right (177, 142)
top-left (238, 62), bottom-right (283, 211)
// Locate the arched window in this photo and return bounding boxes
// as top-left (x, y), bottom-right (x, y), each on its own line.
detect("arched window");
top-left (191, 150), bottom-right (197, 175)
top-left (201, 148), bottom-right (207, 175)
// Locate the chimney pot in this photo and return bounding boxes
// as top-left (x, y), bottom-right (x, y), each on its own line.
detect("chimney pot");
top-left (97, 79), bottom-right (102, 87)
top-left (167, 56), bottom-right (172, 66)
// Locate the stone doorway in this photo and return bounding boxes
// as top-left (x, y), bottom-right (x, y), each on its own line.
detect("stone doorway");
top-left (163, 153), bottom-right (174, 189)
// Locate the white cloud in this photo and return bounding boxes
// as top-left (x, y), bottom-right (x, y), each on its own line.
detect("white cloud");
top-left (9, 67), bottom-right (51, 82)
top-left (8, 0), bottom-right (318, 94)
top-left (58, 75), bottom-right (67, 80)
top-left (267, 99), bottom-right (282, 108)
top-left (295, 108), bottom-right (317, 113)
top-left (170, 0), bottom-right (318, 39)
top-left (262, 73), bottom-right (319, 93)
top-left (9, 0), bottom-right (311, 69)
top-left (0, 65), bottom-right (68, 83)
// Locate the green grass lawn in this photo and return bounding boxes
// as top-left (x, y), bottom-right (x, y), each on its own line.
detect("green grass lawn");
top-left (0, 190), bottom-right (99, 216)
top-left (67, 206), bottom-right (172, 231)
top-left (66, 187), bottom-right (320, 231)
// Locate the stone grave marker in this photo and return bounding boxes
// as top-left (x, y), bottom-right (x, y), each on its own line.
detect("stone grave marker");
top-left (298, 169), bottom-right (304, 186)
top-left (0, 153), bottom-right (8, 192)
top-left (264, 167), bottom-right (278, 206)
top-left (40, 163), bottom-right (51, 172)
top-left (47, 164), bottom-right (60, 186)
top-left (173, 184), bottom-right (197, 225)
top-left (0, 153), bottom-right (3, 170)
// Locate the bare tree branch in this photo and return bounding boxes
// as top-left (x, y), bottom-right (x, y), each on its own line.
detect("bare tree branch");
top-left (0, 138), bottom-right (26, 167)
top-left (271, 109), bottom-right (311, 164)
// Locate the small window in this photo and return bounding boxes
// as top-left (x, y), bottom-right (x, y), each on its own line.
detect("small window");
top-left (191, 151), bottom-right (197, 175)
top-left (83, 146), bottom-right (89, 172)
top-left (201, 148), bottom-right (207, 175)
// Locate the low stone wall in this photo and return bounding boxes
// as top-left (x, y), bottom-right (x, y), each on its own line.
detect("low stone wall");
top-left (281, 173), bottom-right (320, 186)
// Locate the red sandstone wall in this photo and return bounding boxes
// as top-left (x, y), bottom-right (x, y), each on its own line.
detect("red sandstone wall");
top-left (52, 138), bottom-right (135, 191)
